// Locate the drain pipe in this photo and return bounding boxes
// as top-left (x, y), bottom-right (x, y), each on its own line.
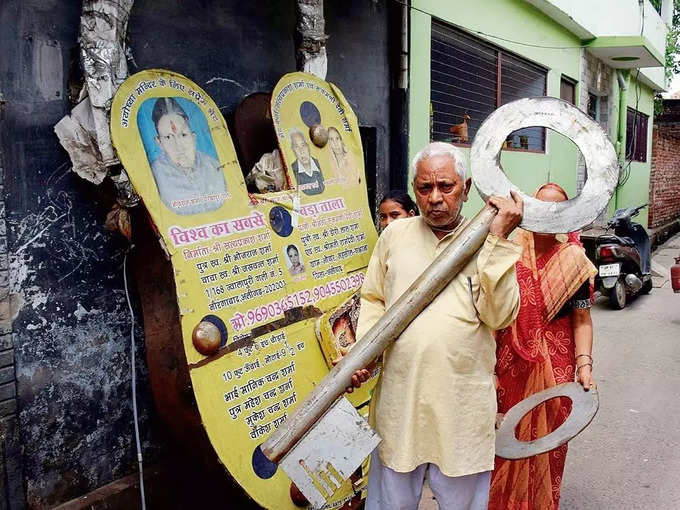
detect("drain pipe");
top-left (616, 70), bottom-right (630, 163)
top-left (615, 69), bottom-right (630, 209)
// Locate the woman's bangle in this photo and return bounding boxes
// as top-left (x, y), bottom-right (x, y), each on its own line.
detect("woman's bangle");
top-left (576, 362), bottom-right (593, 373)
top-left (576, 354), bottom-right (593, 361)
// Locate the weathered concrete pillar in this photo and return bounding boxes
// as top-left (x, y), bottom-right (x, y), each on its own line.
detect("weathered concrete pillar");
top-left (295, 0), bottom-right (328, 79)
top-left (661, 0), bottom-right (673, 26)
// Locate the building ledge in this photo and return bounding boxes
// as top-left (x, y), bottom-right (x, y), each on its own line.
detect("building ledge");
top-left (585, 35), bottom-right (664, 69)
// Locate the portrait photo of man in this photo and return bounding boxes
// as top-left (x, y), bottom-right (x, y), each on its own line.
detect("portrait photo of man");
top-left (289, 128), bottom-right (325, 196)
top-left (139, 96), bottom-right (228, 215)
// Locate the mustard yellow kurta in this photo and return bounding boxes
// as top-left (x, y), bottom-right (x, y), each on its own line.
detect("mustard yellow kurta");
top-left (356, 216), bottom-right (522, 477)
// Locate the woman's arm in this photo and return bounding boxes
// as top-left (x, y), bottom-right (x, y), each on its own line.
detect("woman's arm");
top-left (572, 307), bottom-right (595, 389)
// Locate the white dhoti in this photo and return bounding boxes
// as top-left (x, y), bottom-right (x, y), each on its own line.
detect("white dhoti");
top-left (365, 450), bottom-right (491, 510)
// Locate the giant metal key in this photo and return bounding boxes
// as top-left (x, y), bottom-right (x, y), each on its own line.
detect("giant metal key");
top-left (256, 97), bottom-right (620, 508)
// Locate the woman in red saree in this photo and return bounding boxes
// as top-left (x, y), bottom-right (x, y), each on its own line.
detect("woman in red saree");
top-left (489, 183), bottom-right (597, 510)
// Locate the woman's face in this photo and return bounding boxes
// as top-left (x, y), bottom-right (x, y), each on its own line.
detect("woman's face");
top-left (156, 113), bottom-right (196, 169)
top-left (534, 186), bottom-right (568, 240)
top-left (328, 129), bottom-right (343, 156)
top-left (379, 199), bottom-right (414, 231)
top-left (288, 248), bottom-right (300, 266)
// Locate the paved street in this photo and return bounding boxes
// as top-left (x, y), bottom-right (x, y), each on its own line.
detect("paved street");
top-left (562, 235), bottom-right (680, 509)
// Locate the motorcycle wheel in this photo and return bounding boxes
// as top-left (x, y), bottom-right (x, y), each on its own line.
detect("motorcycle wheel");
top-left (609, 278), bottom-right (626, 310)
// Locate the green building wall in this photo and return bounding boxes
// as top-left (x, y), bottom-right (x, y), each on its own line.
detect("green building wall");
top-left (408, 0), bottom-right (657, 229)
top-left (614, 77), bottom-right (654, 228)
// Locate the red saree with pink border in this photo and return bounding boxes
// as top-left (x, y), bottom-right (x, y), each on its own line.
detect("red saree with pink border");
top-left (488, 230), bottom-right (596, 510)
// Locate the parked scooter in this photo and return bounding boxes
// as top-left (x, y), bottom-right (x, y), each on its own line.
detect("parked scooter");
top-left (595, 204), bottom-right (652, 309)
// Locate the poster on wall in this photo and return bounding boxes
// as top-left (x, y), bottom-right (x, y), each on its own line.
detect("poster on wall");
top-left (110, 69), bottom-right (378, 509)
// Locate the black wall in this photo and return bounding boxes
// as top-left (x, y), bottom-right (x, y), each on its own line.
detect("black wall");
top-left (0, 0), bottom-right (394, 507)
top-left (128, 0), bottom-right (393, 210)
top-left (0, 1), bottom-right (156, 508)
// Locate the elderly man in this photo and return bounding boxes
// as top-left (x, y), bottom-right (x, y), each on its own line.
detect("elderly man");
top-left (289, 128), bottom-right (325, 195)
top-left (352, 142), bottom-right (523, 510)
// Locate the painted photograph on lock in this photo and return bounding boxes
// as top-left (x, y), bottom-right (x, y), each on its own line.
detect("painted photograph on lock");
top-left (315, 292), bottom-right (361, 368)
top-left (289, 127), bottom-right (325, 196)
top-left (327, 126), bottom-right (362, 187)
top-left (137, 96), bottom-right (228, 215)
top-left (284, 244), bottom-right (306, 276)
top-left (332, 313), bottom-right (356, 355)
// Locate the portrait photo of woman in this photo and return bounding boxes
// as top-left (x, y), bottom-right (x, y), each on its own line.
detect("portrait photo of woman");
top-left (138, 96), bottom-right (227, 215)
top-left (327, 127), bottom-right (362, 187)
top-left (285, 244), bottom-right (306, 276)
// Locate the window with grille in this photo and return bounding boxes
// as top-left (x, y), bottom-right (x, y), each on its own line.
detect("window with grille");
top-left (625, 108), bottom-right (648, 162)
top-left (430, 20), bottom-right (548, 151)
top-left (587, 92), bottom-right (599, 119)
top-left (560, 77), bottom-right (576, 105)
top-left (587, 92), bottom-right (610, 132)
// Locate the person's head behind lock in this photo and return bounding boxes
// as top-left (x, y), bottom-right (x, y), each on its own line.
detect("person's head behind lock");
top-left (379, 190), bottom-right (419, 231)
top-left (533, 182), bottom-right (569, 241)
top-left (153, 97), bottom-right (197, 170)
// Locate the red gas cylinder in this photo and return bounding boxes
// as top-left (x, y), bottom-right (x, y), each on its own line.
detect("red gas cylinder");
top-left (672, 256), bottom-right (680, 293)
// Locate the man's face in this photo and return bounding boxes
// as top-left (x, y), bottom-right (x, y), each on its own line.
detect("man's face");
top-left (156, 113), bottom-right (196, 169)
top-left (291, 134), bottom-right (311, 167)
top-left (288, 248), bottom-right (300, 266)
top-left (413, 155), bottom-right (470, 229)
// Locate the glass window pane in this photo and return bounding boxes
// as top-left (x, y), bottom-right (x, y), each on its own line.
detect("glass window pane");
top-left (626, 108), bottom-right (648, 162)
top-left (588, 93), bottom-right (598, 119)
top-left (561, 78), bottom-right (576, 104)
